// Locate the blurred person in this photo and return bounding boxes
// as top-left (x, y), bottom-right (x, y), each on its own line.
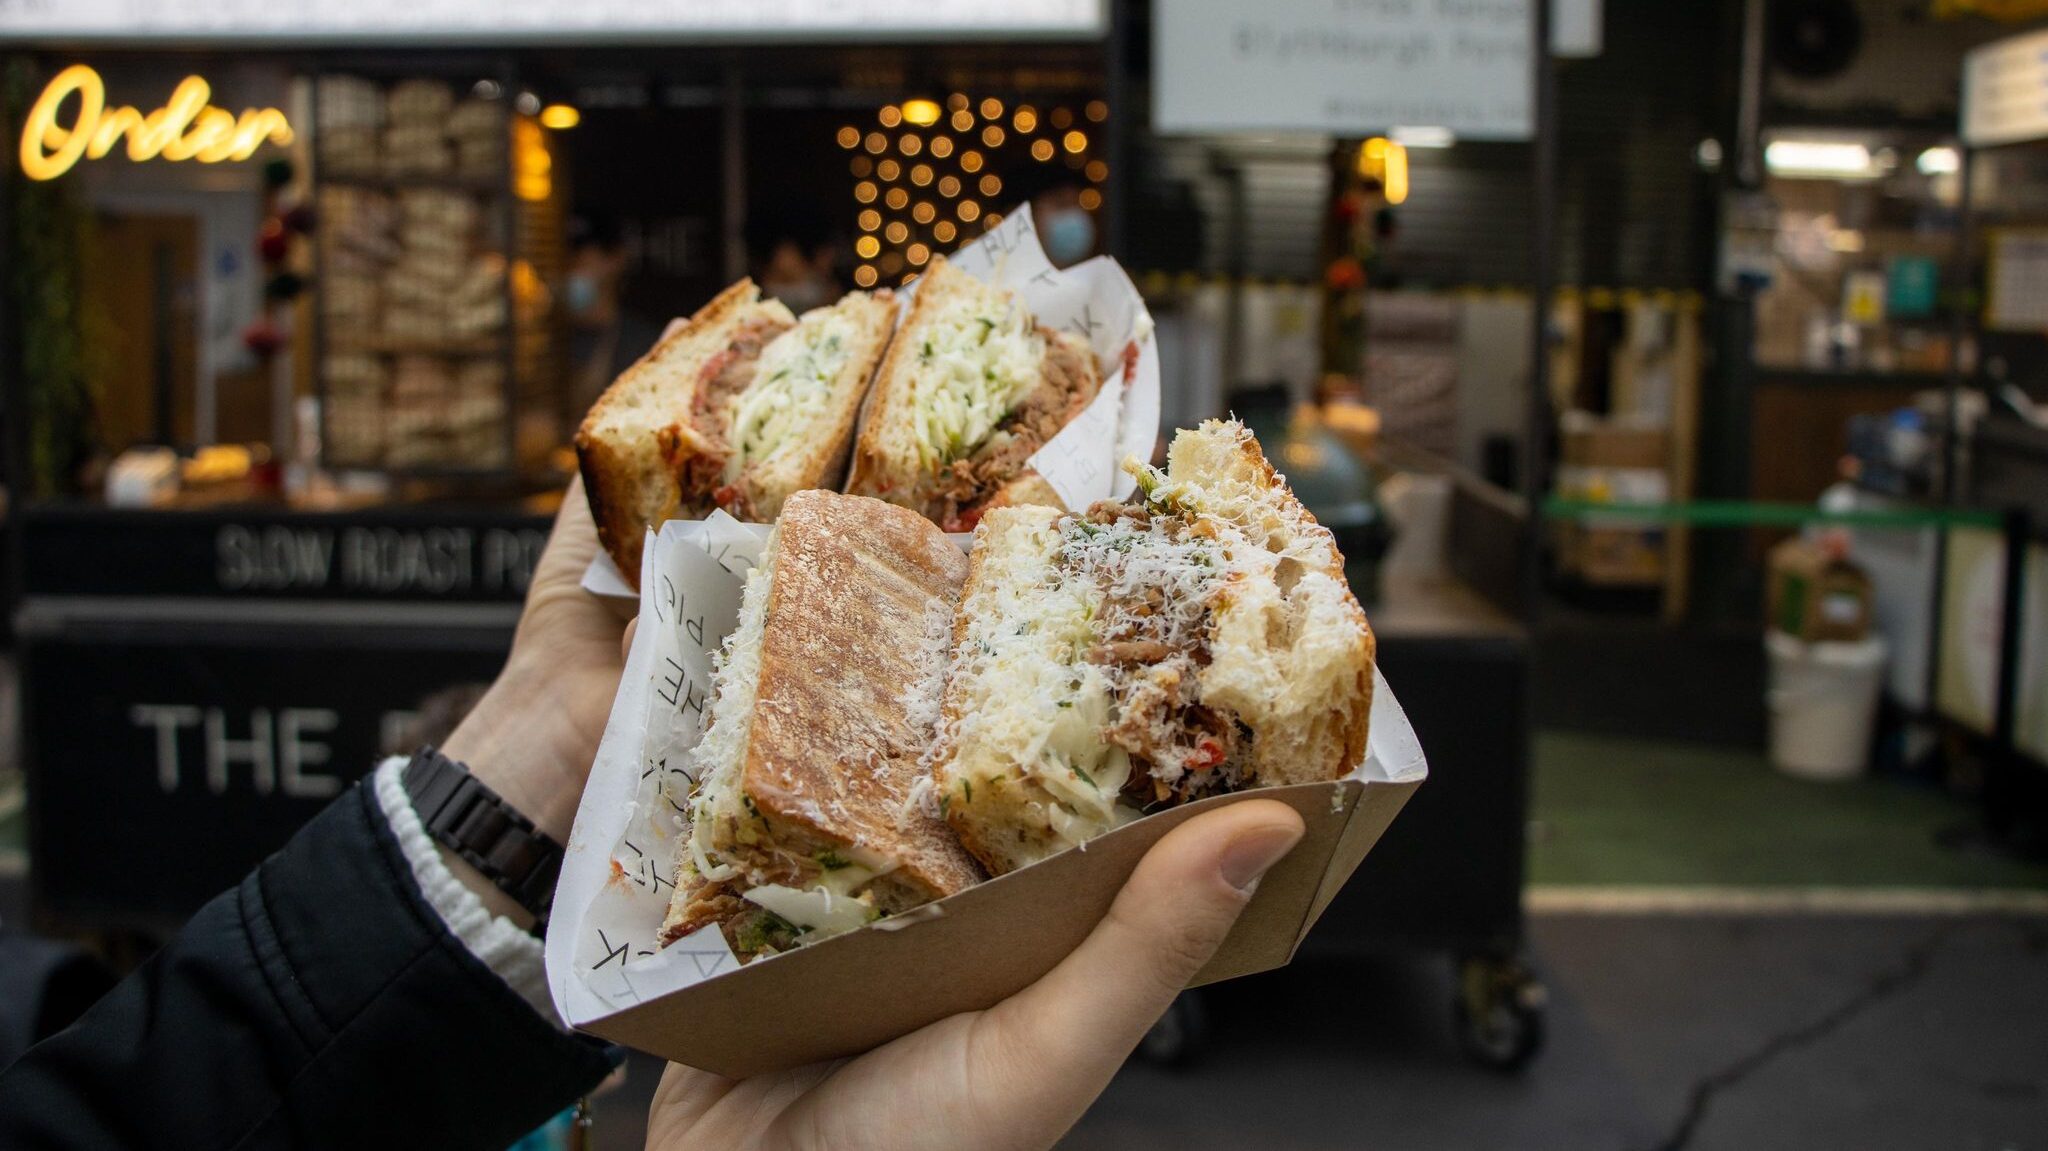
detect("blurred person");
top-left (757, 235), bottom-right (838, 313)
top-left (0, 481), bottom-right (1304, 1148)
top-left (566, 214), bottom-right (628, 410)
top-left (1032, 181), bottom-right (1099, 269)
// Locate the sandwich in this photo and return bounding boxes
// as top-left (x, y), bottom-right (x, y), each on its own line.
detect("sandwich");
top-left (659, 489), bottom-right (984, 960)
top-left (577, 281), bottom-right (897, 581)
top-left (846, 256), bottom-right (1102, 532)
top-left (927, 419), bottom-right (1375, 875)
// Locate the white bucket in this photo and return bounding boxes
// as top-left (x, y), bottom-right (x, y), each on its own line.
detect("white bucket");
top-left (1765, 631), bottom-right (1888, 781)
top-left (1381, 472), bottom-right (1453, 580)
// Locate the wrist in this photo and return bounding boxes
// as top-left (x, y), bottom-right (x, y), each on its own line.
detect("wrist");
top-left (437, 846), bottom-right (539, 931)
top-left (440, 662), bottom-right (597, 843)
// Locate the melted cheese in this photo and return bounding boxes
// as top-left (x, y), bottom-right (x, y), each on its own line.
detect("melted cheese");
top-left (740, 863), bottom-right (881, 939)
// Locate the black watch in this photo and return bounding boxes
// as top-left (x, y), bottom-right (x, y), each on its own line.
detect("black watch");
top-left (401, 746), bottom-right (565, 930)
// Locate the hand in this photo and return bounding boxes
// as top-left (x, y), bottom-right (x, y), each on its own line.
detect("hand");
top-left (644, 800), bottom-right (1307, 1151)
top-left (441, 476), bottom-right (626, 924)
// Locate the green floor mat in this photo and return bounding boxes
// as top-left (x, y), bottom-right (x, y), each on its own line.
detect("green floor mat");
top-left (1530, 732), bottom-right (2048, 889)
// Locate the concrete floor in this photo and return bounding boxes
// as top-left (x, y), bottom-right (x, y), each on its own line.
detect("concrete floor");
top-left (4, 871), bottom-right (2043, 1149)
top-left (575, 912), bottom-right (2048, 1151)
top-left (1071, 914), bottom-right (2048, 1151)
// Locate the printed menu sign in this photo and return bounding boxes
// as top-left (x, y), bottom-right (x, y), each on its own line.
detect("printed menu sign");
top-left (1154, 0), bottom-right (1534, 138)
top-left (1965, 26), bottom-right (2048, 148)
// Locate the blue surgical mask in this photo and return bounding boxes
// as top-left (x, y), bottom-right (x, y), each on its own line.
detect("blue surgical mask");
top-left (1042, 208), bottom-right (1096, 266)
top-left (566, 273), bottom-right (599, 314)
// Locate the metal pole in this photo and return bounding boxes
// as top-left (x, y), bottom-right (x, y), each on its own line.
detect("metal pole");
top-left (1925, 144), bottom-right (1975, 715)
top-left (1219, 157), bottom-right (1247, 394)
top-left (1523, 0), bottom-right (1557, 621)
top-left (721, 61), bottom-right (748, 283)
top-left (1102, 0), bottom-right (1128, 260)
top-left (1, 54), bottom-right (34, 624)
top-left (1733, 0), bottom-right (1766, 190)
top-left (1992, 509), bottom-right (2026, 756)
top-left (1943, 147), bottom-right (1973, 504)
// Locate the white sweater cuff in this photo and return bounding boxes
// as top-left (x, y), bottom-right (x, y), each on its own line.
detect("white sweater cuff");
top-left (371, 757), bottom-right (560, 1028)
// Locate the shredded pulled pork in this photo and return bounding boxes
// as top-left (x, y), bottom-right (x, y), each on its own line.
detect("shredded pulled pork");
top-left (924, 330), bottom-right (1100, 530)
top-left (1057, 503), bottom-right (1251, 806)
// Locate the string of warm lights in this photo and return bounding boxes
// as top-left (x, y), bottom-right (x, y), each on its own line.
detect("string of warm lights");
top-left (840, 92), bottom-right (1109, 287)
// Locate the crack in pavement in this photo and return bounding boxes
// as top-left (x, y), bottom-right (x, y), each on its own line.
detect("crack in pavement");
top-left (1640, 922), bottom-right (1956, 1151)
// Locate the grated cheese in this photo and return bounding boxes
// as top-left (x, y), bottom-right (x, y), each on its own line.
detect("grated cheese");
top-left (682, 535), bottom-right (779, 883)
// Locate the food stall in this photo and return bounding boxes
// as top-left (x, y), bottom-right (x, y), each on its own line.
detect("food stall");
top-left (0, 10), bottom-right (1116, 930)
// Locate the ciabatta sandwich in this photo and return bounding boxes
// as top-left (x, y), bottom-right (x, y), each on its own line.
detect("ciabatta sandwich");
top-left (845, 257), bottom-right (1101, 531)
top-left (577, 282), bottom-right (896, 581)
top-left (660, 489), bottom-right (983, 960)
top-left (928, 420), bottom-right (1375, 875)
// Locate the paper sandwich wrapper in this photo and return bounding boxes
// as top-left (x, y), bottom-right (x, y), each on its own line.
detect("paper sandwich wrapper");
top-left (547, 512), bottom-right (1428, 1078)
top-left (581, 202), bottom-right (1161, 601)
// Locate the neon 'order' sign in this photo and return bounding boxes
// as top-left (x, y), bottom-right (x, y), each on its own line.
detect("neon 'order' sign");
top-left (19, 64), bottom-right (294, 181)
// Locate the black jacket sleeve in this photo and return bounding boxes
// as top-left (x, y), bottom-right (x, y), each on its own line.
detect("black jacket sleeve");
top-left (0, 781), bottom-right (618, 1150)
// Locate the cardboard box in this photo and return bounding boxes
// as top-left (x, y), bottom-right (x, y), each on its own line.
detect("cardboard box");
top-left (548, 517), bottom-right (1426, 1078)
top-left (1555, 413), bottom-right (1671, 588)
top-left (1769, 537), bottom-right (1873, 643)
top-left (1562, 525), bottom-right (1667, 586)
top-left (1560, 416), bottom-right (1669, 471)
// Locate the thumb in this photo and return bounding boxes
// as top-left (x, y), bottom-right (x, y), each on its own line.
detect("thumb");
top-left (983, 799), bottom-right (1305, 1079)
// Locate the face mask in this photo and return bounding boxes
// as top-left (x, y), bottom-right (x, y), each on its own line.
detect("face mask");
top-left (1042, 208), bottom-right (1096, 266)
top-left (565, 273), bottom-right (599, 314)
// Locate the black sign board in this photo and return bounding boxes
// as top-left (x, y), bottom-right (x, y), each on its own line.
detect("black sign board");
top-left (22, 506), bottom-right (553, 602)
top-left (23, 612), bottom-right (518, 930)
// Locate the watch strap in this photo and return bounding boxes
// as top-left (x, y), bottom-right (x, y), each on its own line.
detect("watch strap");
top-left (401, 746), bottom-right (564, 928)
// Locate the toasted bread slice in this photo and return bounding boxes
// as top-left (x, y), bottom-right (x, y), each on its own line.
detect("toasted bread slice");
top-left (931, 419), bottom-right (1375, 875)
top-left (576, 280), bottom-right (795, 581)
top-left (659, 490), bottom-right (981, 955)
top-left (846, 257), bottom-right (1100, 530)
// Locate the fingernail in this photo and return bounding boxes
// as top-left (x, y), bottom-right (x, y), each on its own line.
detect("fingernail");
top-left (1219, 825), bottom-right (1303, 894)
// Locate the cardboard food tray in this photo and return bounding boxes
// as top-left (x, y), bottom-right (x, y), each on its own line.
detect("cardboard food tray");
top-left (547, 516), bottom-right (1428, 1077)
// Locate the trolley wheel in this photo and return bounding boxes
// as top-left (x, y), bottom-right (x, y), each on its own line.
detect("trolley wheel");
top-left (1136, 991), bottom-right (1209, 1067)
top-left (1453, 953), bottom-right (1547, 1072)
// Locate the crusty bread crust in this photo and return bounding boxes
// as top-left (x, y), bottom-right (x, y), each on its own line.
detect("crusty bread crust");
top-left (575, 279), bottom-right (768, 582)
top-left (738, 490), bottom-right (982, 898)
top-left (980, 470), bottom-right (1062, 516)
top-left (845, 261), bottom-right (962, 504)
top-left (1174, 420), bottom-right (1374, 786)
